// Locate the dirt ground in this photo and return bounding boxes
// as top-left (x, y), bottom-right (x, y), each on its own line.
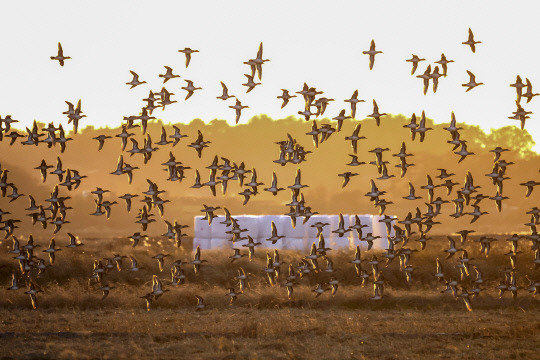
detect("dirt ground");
top-left (1, 307), bottom-right (539, 360)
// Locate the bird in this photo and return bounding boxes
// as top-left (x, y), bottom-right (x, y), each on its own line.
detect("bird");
top-left (406, 54), bottom-right (425, 75)
top-left (43, 238), bottom-right (62, 264)
top-left (266, 221), bottom-right (284, 244)
top-left (25, 282), bottom-right (41, 309)
top-left (217, 82), bottom-right (234, 100)
top-left (190, 245), bottom-right (208, 273)
top-left (158, 66), bottom-right (180, 83)
top-left (242, 74), bottom-right (261, 93)
top-left (367, 100), bottom-right (386, 126)
top-left (417, 65), bottom-right (431, 95)
top-left (100, 284), bottom-right (115, 300)
top-left (93, 135), bottom-right (112, 151)
top-left (35, 160), bottom-right (53, 183)
top-left (312, 283), bottom-right (330, 298)
top-left (225, 288), bottom-right (243, 305)
top-left (182, 80), bottom-right (202, 100)
top-left (462, 28), bottom-right (481, 53)
top-left (522, 78), bottom-right (540, 103)
top-left (344, 90), bottom-right (365, 119)
top-left (178, 47), bottom-right (199, 67)
top-left (338, 172), bottom-right (358, 188)
top-left (263, 172), bottom-right (285, 196)
top-left (50, 42), bottom-right (71, 66)
top-left (126, 71), bottom-right (146, 88)
top-left (229, 99), bottom-right (249, 124)
top-left (520, 180), bottom-right (540, 197)
top-left (454, 141), bottom-right (475, 162)
top-left (195, 295), bottom-right (206, 311)
top-left (363, 40), bottom-right (382, 70)
top-left (435, 53), bottom-right (454, 77)
top-left (277, 89), bottom-right (296, 108)
top-left (462, 70), bottom-right (484, 92)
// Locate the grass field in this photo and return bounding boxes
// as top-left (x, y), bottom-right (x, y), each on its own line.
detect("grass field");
top-left (1, 308), bottom-right (539, 359)
top-left (1, 236), bottom-right (540, 359)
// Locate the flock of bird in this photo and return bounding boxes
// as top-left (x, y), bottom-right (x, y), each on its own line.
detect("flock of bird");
top-left (2, 28), bottom-right (540, 312)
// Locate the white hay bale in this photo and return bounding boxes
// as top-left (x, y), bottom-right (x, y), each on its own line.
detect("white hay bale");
top-left (281, 216), bottom-right (306, 239)
top-left (194, 216), bottom-right (212, 239)
top-left (235, 215), bottom-right (259, 239)
top-left (210, 219), bottom-right (230, 240)
top-left (257, 215), bottom-right (277, 240)
top-left (193, 238), bottom-right (211, 250)
top-left (210, 238), bottom-right (232, 249)
top-left (371, 216), bottom-right (393, 249)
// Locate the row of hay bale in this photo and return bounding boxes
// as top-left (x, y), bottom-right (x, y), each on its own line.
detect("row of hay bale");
top-left (193, 214), bottom-right (394, 251)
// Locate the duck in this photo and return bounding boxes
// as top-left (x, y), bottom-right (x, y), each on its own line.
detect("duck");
top-left (416, 65), bottom-right (431, 95)
top-left (344, 90), bottom-right (365, 119)
top-left (376, 163), bottom-right (395, 181)
top-left (468, 205), bottom-right (488, 223)
top-left (126, 71), bottom-right (146, 88)
top-left (42, 238), bottom-right (62, 265)
top-left (34, 160), bottom-right (53, 183)
top-left (242, 235), bottom-right (261, 260)
top-left (129, 231), bottom-right (148, 248)
top-left (229, 248), bottom-right (247, 262)
top-left (7, 272), bottom-right (21, 291)
top-left (50, 42), bottom-right (71, 66)
top-left (25, 281), bottom-right (41, 309)
top-left (454, 141), bottom-right (475, 162)
top-left (242, 74), bottom-right (261, 93)
top-left (178, 47), bottom-right (199, 67)
top-left (332, 214), bottom-right (351, 237)
top-left (127, 256), bottom-right (142, 272)
top-left (462, 28), bottom-right (481, 52)
top-left (347, 154), bottom-right (365, 167)
top-left (406, 54), bottom-right (425, 75)
top-left (229, 98), bottom-right (249, 124)
top-left (225, 288), bottom-right (243, 305)
top-left (182, 80), bottom-right (202, 100)
top-left (403, 182), bottom-right (422, 200)
top-left (345, 123), bottom-right (366, 154)
top-left (462, 70), bottom-right (484, 92)
top-left (444, 236), bottom-right (463, 259)
top-left (195, 295), bottom-right (206, 311)
top-left (312, 283), bottom-right (330, 298)
top-left (430, 66), bottom-right (443, 93)
top-left (263, 172), bottom-right (285, 196)
top-left (370, 284), bottom-right (383, 301)
top-left (522, 78), bottom-right (540, 103)
top-left (363, 40), bottom-right (382, 70)
top-left (152, 253), bottom-right (171, 272)
top-left (288, 169), bottom-right (308, 195)
top-left (190, 245), bottom-right (208, 273)
top-left (277, 89), bottom-right (296, 109)
top-left (236, 267), bottom-right (250, 292)
top-left (434, 53), bottom-right (454, 76)
top-left (367, 100), bottom-right (386, 126)
top-left (338, 172), bottom-right (358, 188)
top-left (217, 82), bottom-right (234, 100)
top-left (158, 66), bottom-right (180, 83)
top-left (100, 284), bottom-right (115, 300)
top-left (266, 221), bottom-right (285, 244)
top-left (490, 192), bottom-right (509, 212)
top-left (203, 169), bottom-right (221, 197)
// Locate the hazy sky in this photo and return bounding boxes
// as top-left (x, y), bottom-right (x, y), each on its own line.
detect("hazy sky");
top-left (2, 1), bottom-right (540, 150)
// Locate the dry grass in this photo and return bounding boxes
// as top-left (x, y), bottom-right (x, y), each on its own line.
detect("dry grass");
top-left (1, 308), bottom-right (540, 360)
top-left (1, 236), bottom-right (540, 359)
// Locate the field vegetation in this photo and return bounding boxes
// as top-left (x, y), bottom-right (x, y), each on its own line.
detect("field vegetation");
top-left (1, 236), bottom-right (540, 359)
